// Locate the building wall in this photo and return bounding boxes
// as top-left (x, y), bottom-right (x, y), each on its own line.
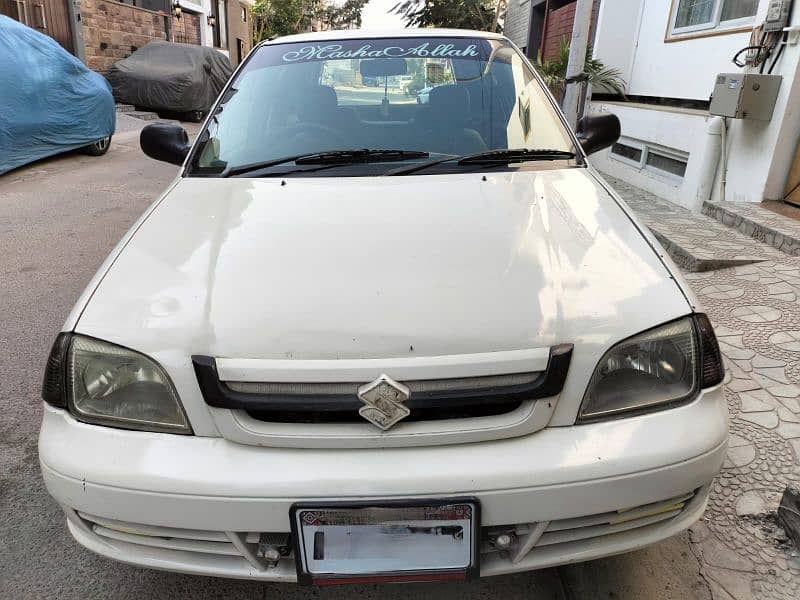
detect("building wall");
top-left (225, 0), bottom-right (251, 66)
top-left (81, 0), bottom-right (168, 72)
top-left (591, 0), bottom-right (800, 206)
top-left (629, 0), bottom-right (751, 100)
top-left (543, 2), bottom-right (576, 60)
top-left (588, 102), bottom-right (715, 208)
top-left (173, 11), bottom-right (202, 45)
top-left (591, 0), bottom-right (641, 87)
top-left (540, 1), bottom-right (599, 61)
top-left (505, 0), bottom-right (533, 51)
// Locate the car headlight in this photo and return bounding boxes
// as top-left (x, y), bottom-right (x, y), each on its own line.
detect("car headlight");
top-left (578, 314), bottom-right (723, 422)
top-left (42, 334), bottom-right (191, 434)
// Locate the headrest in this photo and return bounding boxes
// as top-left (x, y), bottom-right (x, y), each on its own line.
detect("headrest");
top-left (295, 85), bottom-right (338, 119)
top-left (429, 85), bottom-right (470, 111)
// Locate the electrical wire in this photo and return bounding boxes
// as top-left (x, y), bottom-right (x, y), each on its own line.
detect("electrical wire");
top-left (760, 31), bottom-right (776, 73)
top-left (768, 31), bottom-right (789, 74)
top-left (733, 30), bottom-right (768, 68)
top-left (733, 45), bottom-right (767, 67)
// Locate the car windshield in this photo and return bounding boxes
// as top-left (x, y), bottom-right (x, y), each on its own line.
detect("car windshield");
top-left (189, 36), bottom-right (578, 176)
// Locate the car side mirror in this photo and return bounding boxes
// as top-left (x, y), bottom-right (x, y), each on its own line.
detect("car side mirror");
top-left (140, 123), bottom-right (190, 165)
top-left (576, 114), bottom-right (621, 156)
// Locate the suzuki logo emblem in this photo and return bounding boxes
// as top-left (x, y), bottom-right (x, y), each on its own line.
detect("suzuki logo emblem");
top-left (357, 374), bottom-right (411, 431)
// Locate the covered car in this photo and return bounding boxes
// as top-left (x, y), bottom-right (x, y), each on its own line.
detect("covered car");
top-left (107, 41), bottom-right (233, 119)
top-left (0, 16), bottom-right (114, 175)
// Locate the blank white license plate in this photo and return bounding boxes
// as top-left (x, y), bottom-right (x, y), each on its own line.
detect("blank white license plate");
top-left (291, 500), bottom-right (479, 585)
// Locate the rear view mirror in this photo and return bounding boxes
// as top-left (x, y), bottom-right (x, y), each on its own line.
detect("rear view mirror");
top-left (576, 114), bottom-right (621, 156)
top-left (360, 58), bottom-right (407, 78)
top-left (140, 123), bottom-right (190, 165)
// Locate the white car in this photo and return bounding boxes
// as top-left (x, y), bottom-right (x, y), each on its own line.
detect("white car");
top-left (40, 29), bottom-right (728, 585)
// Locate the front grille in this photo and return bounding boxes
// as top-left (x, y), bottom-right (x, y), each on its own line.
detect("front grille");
top-left (482, 491), bottom-right (696, 563)
top-left (192, 344), bottom-right (573, 426)
top-left (77, 512), bottom-right (287, 570)
top-left (228, 372), bottom-right (539, 396)
top-left (240, 373), bottom-right (533, 423)
top-left (246, 400), bottom-right (524, 423)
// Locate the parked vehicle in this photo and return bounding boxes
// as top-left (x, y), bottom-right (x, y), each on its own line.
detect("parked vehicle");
top-left (106, 41), bottom-right (232, 122)
top-left (40, 29), bottom-right (727, 585)
top-left (0, 16), bottom-right (114, 175)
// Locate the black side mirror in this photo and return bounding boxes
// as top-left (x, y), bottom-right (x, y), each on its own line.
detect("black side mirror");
top-left (140, 123), bottom-right (190, 165)
top-left (576, 114), bottom-right (621, 156)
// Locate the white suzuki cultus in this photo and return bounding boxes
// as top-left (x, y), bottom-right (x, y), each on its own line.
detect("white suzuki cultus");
top-left (40, 29), bottom-right (728, 584)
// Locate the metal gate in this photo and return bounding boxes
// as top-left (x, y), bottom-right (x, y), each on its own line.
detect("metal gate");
top-left (0, 0), bottom-right (74, 54)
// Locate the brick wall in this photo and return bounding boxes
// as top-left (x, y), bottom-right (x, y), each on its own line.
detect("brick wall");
top-left (542, 3), bottom-right (575, 61)
top-left (81, 0), bottom-right (168, 72)
top-left (541, 0), bottom-right (599, 62)
top-left (173, 12), bottom-right (201, 46)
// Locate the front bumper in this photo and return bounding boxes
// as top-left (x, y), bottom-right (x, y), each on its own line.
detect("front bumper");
top-left (40, 386), bottom-right (728, 581)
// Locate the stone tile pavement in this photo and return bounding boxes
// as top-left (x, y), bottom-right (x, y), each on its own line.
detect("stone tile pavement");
top-left (607, 178), bottom-right (794, 272)
top-left (602, 174), bottom-right (800, 600)
top-left (704, 201), bottom-right (800, 258)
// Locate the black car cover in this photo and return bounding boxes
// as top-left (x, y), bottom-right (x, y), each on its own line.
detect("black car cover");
top-left (107, 41), bottom-right (233, 113)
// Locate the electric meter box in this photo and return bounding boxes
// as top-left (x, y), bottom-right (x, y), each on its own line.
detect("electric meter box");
top-left (709, 73), bottom-right (782, 121)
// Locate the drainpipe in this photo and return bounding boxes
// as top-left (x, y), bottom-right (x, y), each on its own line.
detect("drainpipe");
top-left (719, 117), bottom-right (729, 203)
top-left (695, 116), bottom-right (724, 209)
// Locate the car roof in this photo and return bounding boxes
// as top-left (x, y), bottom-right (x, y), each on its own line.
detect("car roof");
top-left (261, 28), bottom-right (507, 46)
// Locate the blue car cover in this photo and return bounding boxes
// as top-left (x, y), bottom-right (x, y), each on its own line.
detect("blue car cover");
top-left (0, 16), bottom-right (115, 175)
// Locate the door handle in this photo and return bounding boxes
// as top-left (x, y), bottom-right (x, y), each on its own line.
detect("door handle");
top-left (13, 0), bottom-right (27, 25)
top-left (35, 2), bottom-right (47, 29)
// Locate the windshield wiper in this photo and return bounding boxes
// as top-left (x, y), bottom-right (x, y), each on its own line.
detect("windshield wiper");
top-left (457, 148), bottom-right (576, 164)
top-left (220, 149), bottom-right (429, 177)
top-left (387, 148), bottom-right (576, 176)
top-left (295, 149), bottom-right (429, 164)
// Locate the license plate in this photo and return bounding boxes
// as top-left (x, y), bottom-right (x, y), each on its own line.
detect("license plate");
top-left (290, 499), bottom-right (480, 585)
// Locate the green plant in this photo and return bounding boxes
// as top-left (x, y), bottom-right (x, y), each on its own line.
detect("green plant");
top-left (392, 0), bottom-right (500, 31)
top-left (251, 0), bottom-right (368, 44)
top-left (534, 38), bottom-right (626, 100)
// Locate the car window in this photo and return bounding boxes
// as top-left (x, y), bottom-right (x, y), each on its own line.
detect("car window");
top-left (320, 57), bottom-right (456, 107)
top-left (192, 37), bottom-right (576, 176)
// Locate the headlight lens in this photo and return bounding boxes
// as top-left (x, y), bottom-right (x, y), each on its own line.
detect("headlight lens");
top-left (67, 336), bottom-right (191, 434)
top-left (578, 317), bottom-right (700, 422)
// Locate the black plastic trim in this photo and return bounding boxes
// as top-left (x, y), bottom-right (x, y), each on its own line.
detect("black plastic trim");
top-left (42, 332), bottom-right (72, 408)
top-left (694, 312), bottom-right (725, 388)
top-left (192, 344), bottom-right (573, 414)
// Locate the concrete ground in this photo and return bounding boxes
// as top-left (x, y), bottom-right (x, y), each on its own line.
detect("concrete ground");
top-left (0, 127), bottom-right (712, 599)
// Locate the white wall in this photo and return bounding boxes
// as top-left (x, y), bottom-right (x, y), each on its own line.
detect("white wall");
top-left (725, 1), bottom-right (800, 201)
top-left (594, 0), bottom-right (754, 101)
top-left (588, 102), bottom-right (716, 208)
top-left (592, 0), bottom-right (643, 90)
top-left (592, 0), bottom-right (800, 204)
top-left (628, 0), bottom-right (753, 100)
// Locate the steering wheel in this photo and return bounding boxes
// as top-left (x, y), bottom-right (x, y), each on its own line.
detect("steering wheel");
top-left (274, 122), bottom-right (347, 148)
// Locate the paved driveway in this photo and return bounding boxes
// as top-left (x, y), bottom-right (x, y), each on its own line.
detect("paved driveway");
top-left (0, 127), bottom-right (709, 599)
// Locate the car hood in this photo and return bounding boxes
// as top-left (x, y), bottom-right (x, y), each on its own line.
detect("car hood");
top-left (74, 169), bottom-right (691, 421)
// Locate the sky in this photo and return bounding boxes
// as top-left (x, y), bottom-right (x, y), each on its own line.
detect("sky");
top-left (360, 0), bottom-right (407, 30)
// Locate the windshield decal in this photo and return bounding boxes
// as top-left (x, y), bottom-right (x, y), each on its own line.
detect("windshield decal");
top-left (281, 42), bottom-right (480, 63)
